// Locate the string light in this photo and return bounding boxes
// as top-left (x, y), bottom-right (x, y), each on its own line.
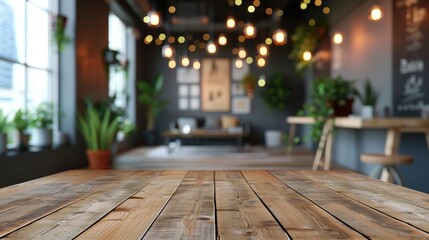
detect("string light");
top-left (193, 60), bottom-right (201, 70)
top-left (218, 34), bottom-right (227, 45)
top-left (257, 43), bottom-right (269, 56)
top-left (147, 10), bottom-right (162, 27)
top-left (168, 59), bottom-right (176, 69)
top-left (369, 4), bottom-right (383, 21)
top-left (235, 59), bottom-right (243, 69)
top-left (161, 44), bottom-right (175, 58)
top-left (258, 75), bottom-right (266, 87)
top-left (238, 48), bottom-right (247, 59)
top-left (244, 23), bottom-right (257, 39)
top-left (256, 56), bottom-right (266, 67)
top-left (272, 29), bottom-right (287, 45)
top-left (333, 32), bottom-right (343, 44)
top-left (207, 41), bottom-right (217, 54)
top-left (226, 16), bottom-right (236, 29)
top-left (181, 56), bottom-right (190, 67)
top-left (303, 51), bottom-right (312, 61)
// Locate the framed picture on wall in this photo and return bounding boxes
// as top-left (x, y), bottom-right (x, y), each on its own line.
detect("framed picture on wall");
top-left (231, 61), bottom-right (249, 81)
top-left (232, 97), bottom-right (251, 114)
top-left (177, 67), bottom-right (199, 84)
top-left (201, 58), bottom-right (231, 112)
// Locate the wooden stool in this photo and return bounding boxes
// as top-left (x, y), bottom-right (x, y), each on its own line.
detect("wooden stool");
top-left (360, 154), bottom-right (413, 185)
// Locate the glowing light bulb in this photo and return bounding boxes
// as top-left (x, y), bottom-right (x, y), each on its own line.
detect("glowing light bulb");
top-left (162, 44), bottom-right (175, 58)
top-left (147, 10), bottom-right (162, 27)
top-left (226, 17), bottom-right (236, 29)
top-left (181, 56), bottom-right (190, 67)
top-left (207, 41), bottom-right (217, 54)
top-left (256, 56), bottom-right (266, 67)
top-left (238, 48), bottom-right (247, 59)
top-left (257, 44), bottom-right (269, 56)
top-left (303, 51), bottom-right (312, 61)
top-left (258, 75), bottom-right (266, 87)
top-left (235, 59), bottom-right (243, 69)
top-left (333, 33), bottom-right (343, 44)
top-left (369, 5), bottom-right (383, 21)
top-left (244, 23), bottom-right (257, 39)
top-left (218, 34), bottom-right (227, 46)
top-left (273, 29), bottom-right (287, 45)
top-left (193, 60), bottom-right (201, 70)
top-left (168, 59), bottom-right (176, 69)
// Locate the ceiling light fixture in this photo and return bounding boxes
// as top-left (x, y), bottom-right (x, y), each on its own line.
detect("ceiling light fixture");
top-left (257, 43), bottom-right (269, 56)
top-left (147, 10), bottom-right (162, 28)
top-left (218, 34), bottom-right (227, 46)
top-left (369, 4), bottom-right (383, 21)
top-left (244, 23), bottom-right (257, 39)
top-left (226, 16), bottom-right (236, 29)
top-left (272, 29), bottom-right (287, 45)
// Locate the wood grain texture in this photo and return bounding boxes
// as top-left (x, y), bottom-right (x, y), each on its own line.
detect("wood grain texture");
top-left (270, 170), bottom-right (429, 240)
top-left (0, 170), bottom-right (108, 213)
top-left (75, 170), bottom-right (188, 239)
top-left (297, 170), bottom-right (429, 233)
top-left (0, 170), bottom-right (138, 237)
top-left (215, 171), bottom-right (289, 240)
top-left (3, 170), bottom-right (162, 240)
top-left (143, 171), bottom-right (215, 240)
top-left (241, 170), bottom-right (365, 239)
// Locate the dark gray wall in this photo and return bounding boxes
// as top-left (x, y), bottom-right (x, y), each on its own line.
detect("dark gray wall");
top-left (141, 34), bottom-right (305, 145)
top-left (328, 0), bottom-right (429, 193)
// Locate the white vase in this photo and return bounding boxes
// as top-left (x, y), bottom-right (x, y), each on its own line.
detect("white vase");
top-left (265, 130), bottom-right (283, 148)
top-left (361, 105), bottom-right (374, 118)
top-left (30, 128), bottom-right (53, 147)
top-left (0, 133), bottom-right (7, 154)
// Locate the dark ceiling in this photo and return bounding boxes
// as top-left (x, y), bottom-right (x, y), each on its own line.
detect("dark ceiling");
top-left (109, 0), bottom-right (308, 34)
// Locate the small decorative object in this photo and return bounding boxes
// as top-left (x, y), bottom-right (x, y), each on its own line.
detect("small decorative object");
top-left (77, 105), bottom-right (120, 169)
top-left (241, 73), bottom-right (256, 99)
top-left (355, 80), bottom-right (379, 119)
top-left (51, 14), bottom-right (70, 52)
top-left (0, 110), bottom-right (10, 154)
top-left (102, 48), bottom-right (120, 65)
top-left (12, 110), bottom-right (30, 151)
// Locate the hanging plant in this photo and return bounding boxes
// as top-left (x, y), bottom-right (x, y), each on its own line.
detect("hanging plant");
top-left (241, 73), bottom-right (256, 99)
top-left (289, 21), bottom-right (328, 73)
top-left (51, 14), bottom-right (71, 52)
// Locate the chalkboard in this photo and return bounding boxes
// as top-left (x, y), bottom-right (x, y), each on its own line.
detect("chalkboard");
top-left (393, 0), bottom-right (429, 116)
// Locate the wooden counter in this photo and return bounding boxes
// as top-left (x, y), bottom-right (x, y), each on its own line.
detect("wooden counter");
top-left (1, 170), bottom-right (429, 239)
top-left (287, 116), bottom-right (429, 170)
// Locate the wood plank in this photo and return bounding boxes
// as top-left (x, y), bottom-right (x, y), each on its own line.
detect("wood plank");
top-left (0, 170), bottom-right (138, 237)
top-left (297, 170), bottom-right (429, 233)
top-left (327, 170), bottom-right (429, 209)
top-left (142, 171), bottom-right (215, 239)
top-left (3, 170), bottom-right (162, 240)
top-left (241, 170), bottom-right (365, 239)
top-left (215, 170), bottom-right (289, 240)
top-left (0, 170), bottom-right (110, 214)
top-left (286, 116), bottom-right (315, 125)
top-left (75, 170), bottom-right (188, 239)
top-left (270, 170), bottom-right (429, 240)
top-left (334, 117), bottom-right (429, 129)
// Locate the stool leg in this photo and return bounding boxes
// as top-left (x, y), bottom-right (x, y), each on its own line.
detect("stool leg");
top-left (380, 167), bottom-right (392, 183)
top-left (388, 165), bottom-right (404, 186)
top-left (370, 165), bottom-right (384, 179)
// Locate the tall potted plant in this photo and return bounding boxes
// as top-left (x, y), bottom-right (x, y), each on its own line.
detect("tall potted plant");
top-left (0, 110), bottom-right (10, 154)
top-left (260, 73), bottom-right (291, 148)
top-left (137, 73), bottom-right (169, 145)
top-left (77, 105), bottom-right (119, 169)
top-left (13, 110), bottom-right (30, 151)
top-left (355, 80), bottom-right (379, 118)
top-left (29, 103), bottom-right (54, 147)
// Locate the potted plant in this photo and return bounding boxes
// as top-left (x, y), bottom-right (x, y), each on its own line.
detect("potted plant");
top-left (77, 105), bottom-right (119, 169)
top-left (300, 76), bottom-right (355, 142)
top-left (12, 109), bottom-right (30, 151)
top-left (241, 73), bottom-right (257, 98)
top-left (29, 103), bottom-right (54, 147)
top-left (0, 110), bottom-right (10, 154)
top-left (260, 73), bottom-right (292, 148)
top-left (51, 14), bottom-right (70, 52)
top-left (355, 80), bottom-right (379, 118)
top-left (137, 73), bottom-right (169, 145)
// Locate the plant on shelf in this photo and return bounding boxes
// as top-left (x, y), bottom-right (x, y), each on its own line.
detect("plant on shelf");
top-left (0, 110), bottom-right (10, 154)
top-left (51, 14), bottom-right (71, 52)
top-left (137, 74), bottom-right (169, 145)
top-left (299, 76), bottom-right (355, 142)
top-left (29, 103), bottom-right (54, 147)
top-left (289, 21), bottom-right (328, 72)
top-left (241, 73), bottom-right (257, 98)
top-left (13, 109), bottom-right (30, 151)
top-left (77, 104), bottom-right (120, 169)
top-left (355, 80), bottom-right (379, 118)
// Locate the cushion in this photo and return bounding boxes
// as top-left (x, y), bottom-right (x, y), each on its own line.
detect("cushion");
top-left (205, 116), bottom-right (220, 130)
top-left (220, 115), bottom-right (239, 129)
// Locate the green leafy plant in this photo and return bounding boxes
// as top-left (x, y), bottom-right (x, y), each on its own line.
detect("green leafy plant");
top-left (13, 110), bottom-right (29, 132)
top-left (30, 103), bottom-right (54, 129)
top-left (77, 105), bottom-right (120, 151)
top-left (289, 22), bottom-right (328, 72)
top-left (355, 80), bottom-right (379, 106)
top-left (51, 14), bottom-right (71, 52)
top-left (299, 76), bottom-right (355, 141)
top-left (0, 110), bottom-right (9, 133)
top-left (260, 73), bottom-right (291, 112)
top-left (137, 74), bottom-right (169, 131)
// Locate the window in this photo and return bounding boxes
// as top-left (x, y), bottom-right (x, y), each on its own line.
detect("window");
top-left (108, 13), bottom-right (128, 110)
top-left (0, 0), bottom-right (56, 116)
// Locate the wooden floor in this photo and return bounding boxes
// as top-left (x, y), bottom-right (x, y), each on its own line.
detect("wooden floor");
top-left (1, 170), bottom-right (429, 239)
top-left (114, 146), bottom-right (314, 170)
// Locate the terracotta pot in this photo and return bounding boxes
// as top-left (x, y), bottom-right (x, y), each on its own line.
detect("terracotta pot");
top-left (86, 150), bottom-right (111, 170)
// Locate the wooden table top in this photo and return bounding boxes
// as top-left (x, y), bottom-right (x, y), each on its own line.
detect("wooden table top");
top-left (1, 170), bottom-right (429, 239)
top-left (162, 129), bottom-right (248, 138)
